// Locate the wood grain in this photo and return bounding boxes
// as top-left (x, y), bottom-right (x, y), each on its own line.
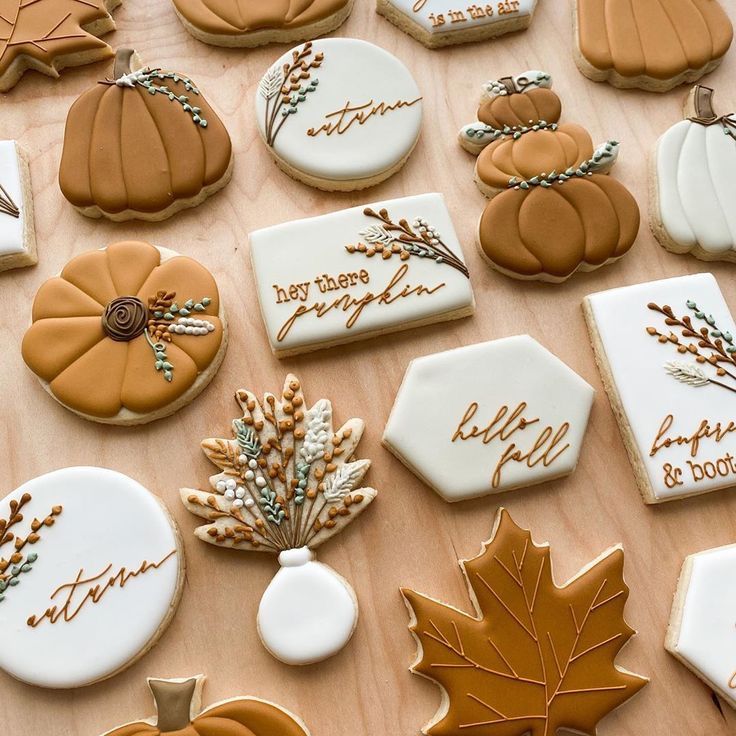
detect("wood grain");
top-left (2, 0), bottom-right (736, 733)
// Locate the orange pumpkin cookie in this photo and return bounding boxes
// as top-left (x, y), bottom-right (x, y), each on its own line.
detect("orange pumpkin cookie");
top-left (171, 0), bottom-right (354, 48)
top-left (21, 240), bottom-right (227, 425)
top-left (100, 676), bottom-right (310, 736)
top-left (460, 71), bottom-right (639, 282)
top-left (0, 0), bottom-right (120, 92)
top-left (574, 0), bottom-right (733, 92)
top-left (58, 48), bottom-right (233, 222)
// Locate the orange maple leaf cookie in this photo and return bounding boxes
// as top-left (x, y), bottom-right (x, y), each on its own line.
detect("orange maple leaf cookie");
top-left (402, 509), bottom-right (648, 735)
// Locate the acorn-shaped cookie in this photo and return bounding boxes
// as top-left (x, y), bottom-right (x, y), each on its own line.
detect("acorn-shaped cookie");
top-left (59, 49), bottom-right (233, 222)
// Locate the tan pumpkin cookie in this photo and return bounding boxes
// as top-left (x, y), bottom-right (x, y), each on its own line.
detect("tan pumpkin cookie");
top-left (171, 0), bottom-right (354, 48)
top-left (574, 0), bottom-right (733, 92)
top-left (99, 676), bottom-right (310, 736)
top-left (21, 240), bottom-right (228, 426)
top-left (0, 0), bottom-right (120, 92)
top-left (58, 48), bottom-right (233, 222)
top-left (460, 71), bottom-right (639, 282)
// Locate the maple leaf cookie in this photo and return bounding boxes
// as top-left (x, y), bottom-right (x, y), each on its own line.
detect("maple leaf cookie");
top-left (574, 0), bottom-right (733, 92)
top-left (255, 39), bottom-right (423, 192)
top-left (651, 85), bottom-right (736, 262)
top-left (59, 48), bottom-right (233, 222)
top-left (0, 467), bottom-right (184, 689)
top-left (460, 71), bottom-right (639, 282)
top-left (402, 509), bottom-right (648, 735)
top-left (171, 0), bottom-right (354, 48)
top-left (0, 0), bottom-right (120, 92)
top-left (0, 140), bottom-right (37, 272)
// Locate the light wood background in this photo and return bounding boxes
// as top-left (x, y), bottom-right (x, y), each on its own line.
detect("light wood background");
top-left (2, 0), bottom-right (736, 733)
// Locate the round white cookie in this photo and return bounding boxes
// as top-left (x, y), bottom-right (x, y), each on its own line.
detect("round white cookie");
top-left (255, 38), bottom-right (423, 191)
top-left (0, 467), bottom-right (184, 689)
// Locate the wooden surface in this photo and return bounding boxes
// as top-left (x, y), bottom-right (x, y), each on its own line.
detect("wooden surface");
top-left (2, 0), bottom-right (736, 733)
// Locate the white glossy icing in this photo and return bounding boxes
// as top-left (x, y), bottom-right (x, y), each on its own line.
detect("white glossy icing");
top-left (386, 0), bottom-right (535, 34)
top-left (0, 140), bottom-right (26, 257)
top-left (673, 543), bottom-right (736, 706)
top-left (249, 193), bottom-right (474, 355)
top-left (257, 548), bottom-right (357, 665)
top-left (0, 467), bottom-right (181, 689)
top-left (382, 335), bottom-right (594, 502)
top-left (586, 273), bottom-right (736, 501)
top-left (255, 38), bottom-right (423, 183)
top-left (656, 119), bottom-right (736, 255)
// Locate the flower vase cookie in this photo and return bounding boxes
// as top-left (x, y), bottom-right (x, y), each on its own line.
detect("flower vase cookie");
top-left (402, 508), bottom-right (648, 736)
top-left (652, 85), bottom-right (736, 262)
top-left (0, 467), bottom-right (184, 689)
top-left (0, 140), bottom-right (37, 272)
top-left (180, 375), bottom-right (377, 665)
top-left (460, 71), bottom-right (639, 282)
top-left (171, 0), bottom-right (354, 48)
top-left (22, 240), bottom-right (227, 425)
top-left (574, 0), bottom-right (733, 92)
top-left (255, 39), bottom-right (423, 192)
top-left (0, 0), bottom-right (120, 92)
top-left (98, 675), bottom-right (310, 736)
top-left (59, 48), bottom-right (233, 222)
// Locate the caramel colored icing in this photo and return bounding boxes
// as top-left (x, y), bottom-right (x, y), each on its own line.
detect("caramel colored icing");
top-left (22, 241), bottom-right (223, 418)
top-left (577, 0), bottom-right (733, 80)
top-left (479, 174), bottom-right (639, 279)
top-left (478, 87), bottom-right (562, 128)
top-left (171, 0), bottom-right (350, 36)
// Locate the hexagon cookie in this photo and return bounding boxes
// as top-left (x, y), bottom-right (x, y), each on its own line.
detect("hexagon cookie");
top-left (383, 335), bottom-right (594, 501)
top-left (667, 543), bottom-right (736, 708)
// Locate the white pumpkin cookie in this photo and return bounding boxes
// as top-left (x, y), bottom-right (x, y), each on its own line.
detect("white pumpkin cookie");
top-left (255, 38), bottom-right (423, 191)
top-left (0, 141), bottom-right (37, 272)
top-left (0, 467), bottom-right (184, 689)
top-left (651, 85), bottom-right (736, 262)
top-left (180, 375), bottom-right (377, 666)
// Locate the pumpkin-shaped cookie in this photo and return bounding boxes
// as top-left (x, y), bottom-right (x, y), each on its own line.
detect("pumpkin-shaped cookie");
top-left (22, 240), bottom-right (227, 425)
top-left (652, 85), bottom-right (736, 261)
top-left (59, 49), bottom-right (233, 222)
top-left (575, 0), bottom-right (733, 91)
top-left (102, 676), bottom-right (310, 736)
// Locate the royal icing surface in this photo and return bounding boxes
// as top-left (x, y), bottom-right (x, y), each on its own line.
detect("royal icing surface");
top-left (0, 141), bottom-right (26, 257)
top-left (585, 273), bottom-right (736, 502)
top-left (383, 336), bottom-right (594, 502)
top-left (249, 193), bottom-right (474, 356)
top-left (255, 39), bottom-right (423, 183)
top-left (0, 467), bottom-right (181, 689)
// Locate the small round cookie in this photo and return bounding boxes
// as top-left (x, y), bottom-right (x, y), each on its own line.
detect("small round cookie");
top-left (171, 0), bottom-right (354, 48)
top-left (255, 38), bottom-right (423, 192)
top-left (0, 467), bottom-right (184, 689)
top-left (21, 240), bottom-right (227, 426)
top-left (59, 49), bottom-right (233, 222)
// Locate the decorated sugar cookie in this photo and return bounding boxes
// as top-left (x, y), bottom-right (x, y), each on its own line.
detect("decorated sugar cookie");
top-left (376, 0), bottom-right (537, 49)
top-left (383, 336), bottom-right (594, 502)
top-left (181, 375), bottom-right (377, 665)
top-left (652, 85), bottom-right (736, 262)
top-left (667, 543), bottom-right (736, 709)
top-left (584, 272), bottom-right (736, 503)
top-left (0, 0), bottom-right (119, 92)
top-left (250, 193), bottom-right (474, 356)
top-left (99, 675), bottom-right (310, 736)
top-left (402, 509), bottom-right (648, 735)
top-left (460, 71), bottom-right (639, 282)
top-left (255, 39), bottom-right (423, 191)
top-left (574, 0), bottom-right (732, 92)
top-left (59, 48), bottom-right (233, 222)
top-left (0, 141), bottom-right (37, 272)
top-left (171, 0), bottom-right (353, 48)
top-left (0, 467), bottom-right (183, 689)
top-left (22, 240), bottom-right (227, 425)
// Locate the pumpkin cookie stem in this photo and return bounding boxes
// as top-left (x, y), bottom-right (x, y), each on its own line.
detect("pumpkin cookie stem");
top-left (149, 676), bottom-right (201, 730)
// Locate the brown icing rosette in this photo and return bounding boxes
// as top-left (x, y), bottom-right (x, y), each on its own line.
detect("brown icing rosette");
top-left (22, 241), bottom-right (226, 424)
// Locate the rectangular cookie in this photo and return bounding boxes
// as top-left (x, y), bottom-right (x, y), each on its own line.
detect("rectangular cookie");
top-left (0, 141), bottom-right (37, 272)
top-left (584, 273), bottom-right (736, 503)
top-left (249, 193), bottom-right (474, 357)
